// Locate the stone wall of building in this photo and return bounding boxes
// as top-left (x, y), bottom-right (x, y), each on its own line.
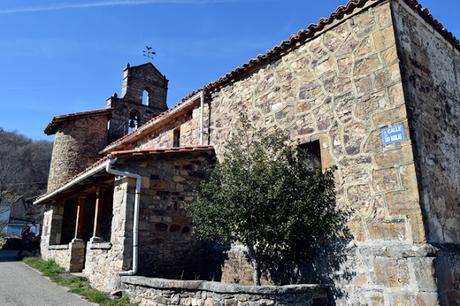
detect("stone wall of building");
top-left (45, 245), bottom-right (71, 271)
top-left (41, 207), bottom-right (77, 271)
top-left (204, 3), bottom-right (436, 303)
top-left (129, 1), bottom-right (442, 304)
top-left (41, 203), bottom-right (87, 272)
top-left (121, 64), bottom-right (168, 112)
top-left (47, 116), bottom-right (109, 192)
top-left (206, 0), bottom-right (422, 240)
top-left (134, 109), bottom-right (199, 149)
top-left (41, 205), bottom-right (65, 252)
top-left (121, 276), bottom-right (328, 306)
top-left (40, 208), bottom-right (62, 260)
top-left (107, 63), bottom-right (169, 143)
top-left (84, 176), bottom-right (135, 291)
top-left (41, 208), bottom-right (58, 260)
top-left (114, 152), bottom-right (216, 280)
top-left (392, 0), bottom-right (460, 304)
top-left (84, 152), bottom-right (216, 291)
top-left (392, 0), bottom-right (460, 246)
top-left (435, 246), bottom-right (460, 306)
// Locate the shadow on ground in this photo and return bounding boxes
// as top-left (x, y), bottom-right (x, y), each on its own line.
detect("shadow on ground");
top-left (1, 237), bottom-right (39, 262)
top-left (0, 249), bottom-right (20, 262)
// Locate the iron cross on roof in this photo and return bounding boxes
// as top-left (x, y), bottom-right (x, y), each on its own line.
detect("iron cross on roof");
top-left (143, 46), bottom-right (156, 60)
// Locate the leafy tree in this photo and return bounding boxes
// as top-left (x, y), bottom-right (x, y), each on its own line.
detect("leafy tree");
top-left (190, 117), bottom-right (350, 285)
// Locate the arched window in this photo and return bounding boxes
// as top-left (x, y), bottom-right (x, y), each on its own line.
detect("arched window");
top-left (128, 111), bottom-right (140, 133)
top-left (142, 89), bottom-right (150, 106)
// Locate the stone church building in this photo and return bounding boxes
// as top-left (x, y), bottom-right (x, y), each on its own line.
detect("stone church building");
top-left (35, 0), bottom-right (459, 304)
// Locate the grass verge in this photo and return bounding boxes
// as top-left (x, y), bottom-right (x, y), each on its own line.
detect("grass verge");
top-left (23, 257), bottom-right (135, 306)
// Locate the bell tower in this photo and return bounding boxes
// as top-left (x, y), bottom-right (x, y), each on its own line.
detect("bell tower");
top-left (106, 63), bottom-right (169, 142)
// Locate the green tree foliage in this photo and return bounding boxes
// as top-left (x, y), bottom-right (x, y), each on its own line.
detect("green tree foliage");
top-left (190, 118), bottom-right (350, 285)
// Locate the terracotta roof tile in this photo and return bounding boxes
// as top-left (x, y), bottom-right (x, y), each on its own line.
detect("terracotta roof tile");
top-left (45, 108), bottom-right (112, 135)
top-left (101, 96), bottom-right (198, 153)
top-left (108, 145), bottom-right (215, 159)
top-left (36, 146), bottom-right (215, 203)
top-left (101, 0), bottom-right (459, 153)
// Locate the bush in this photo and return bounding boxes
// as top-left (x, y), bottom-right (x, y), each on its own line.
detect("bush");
top-left (190, 116), bottom-right (351, 285)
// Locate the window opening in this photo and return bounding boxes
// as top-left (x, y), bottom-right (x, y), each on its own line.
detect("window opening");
top-left (128, 111), bottom-right (139, 133)
top-left (142, 89), bottom-right (150, 106)
top-left (173, 128), bottom-right (181, 147)
top-left (298, 140), bottom-right (322, 171)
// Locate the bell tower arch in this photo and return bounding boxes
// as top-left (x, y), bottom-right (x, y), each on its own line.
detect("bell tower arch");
top-left (106, 63), bottom-right (169, 142)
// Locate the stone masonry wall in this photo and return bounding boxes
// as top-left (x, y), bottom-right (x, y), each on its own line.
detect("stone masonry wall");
top-left (41, 204), bottom-right (87, 273)
top-left (41, 209), bottom-right (52, 250)
top-left (107, 63), bottom-right (168, 142)
top-left (107, 97), bottom-right (159, 142)
top-left (84, 153), bottom-right (215, 291)
top-left (84, 176), bottom-right (135, 291)
top-left (392, 0), bottom-right (460, 304)
top-left (114, 152), bottom-right (215, 280)
top-left (47, 116), bottom-right (108, 192)
top-left (134, 110), bottom-right (198, 149)
top-left (45, 246), bottom-right (71, 271)
top-left (121, 277), bottom-right (328, 306)
top-left (205, 2), bottom-right (435, 303)
top-left (41, 205), bottom-right (66, 254)
top-left (41, 209), bottom-right (57, 260)
top-left (392, 0), bottom-right (460, 245)
top-left (130, 1), bottom-right (441, 304)
top-left (121, 64), bottom-right (168, 112)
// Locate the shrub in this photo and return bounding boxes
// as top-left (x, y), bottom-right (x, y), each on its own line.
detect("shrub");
top-left (190, 116), bottom-right (351, 285)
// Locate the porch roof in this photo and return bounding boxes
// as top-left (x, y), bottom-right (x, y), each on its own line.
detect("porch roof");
top-left (34, 146), bottom-right (215, 205)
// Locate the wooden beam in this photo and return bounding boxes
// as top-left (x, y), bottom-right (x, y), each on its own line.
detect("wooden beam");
top-left (92, 187), bottom-right (104, 239)
top-left (74, 196), bottom-right (86, 240)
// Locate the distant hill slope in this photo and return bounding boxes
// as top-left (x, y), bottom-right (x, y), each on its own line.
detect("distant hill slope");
top-left (0, 128), bottom-right (53, 200)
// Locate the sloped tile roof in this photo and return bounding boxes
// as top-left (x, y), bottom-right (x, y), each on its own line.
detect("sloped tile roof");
top-left (35, 146), bottom-right (215, 204)
top-left (45, 108), bottom-right (112, 135)
top-left (101, 0), bottom-right (459, 153)
top-left (109, 145), bottom-right (215, 159)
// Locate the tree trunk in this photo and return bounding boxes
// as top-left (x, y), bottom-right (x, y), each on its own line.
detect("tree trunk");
top-left (248, 246), bottom-right (261, 285)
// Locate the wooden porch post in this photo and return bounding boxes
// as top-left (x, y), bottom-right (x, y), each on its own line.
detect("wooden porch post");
top-left (92, 187), bottom-right (104, 240)
top-left (70, 196), bottom-right (86, 272)
top-left (74, 196), bottom-right (86, 240)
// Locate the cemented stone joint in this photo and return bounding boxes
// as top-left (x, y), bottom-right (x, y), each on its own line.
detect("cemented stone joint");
top-left (39, 0), bottom-right (460, 305)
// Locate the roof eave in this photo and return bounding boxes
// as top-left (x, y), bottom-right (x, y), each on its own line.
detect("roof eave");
top-left (101, 92), bottom-right (202, 154)
top-left (34, 160), bottom-right (110, 205)
top-left (44, 109), bottom-right (112, 135)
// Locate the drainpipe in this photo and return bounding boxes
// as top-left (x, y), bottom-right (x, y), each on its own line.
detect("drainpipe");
top-left (106, 158), bottom-right (141, 276)
top-left (199, 90), bottom-right (205, 145)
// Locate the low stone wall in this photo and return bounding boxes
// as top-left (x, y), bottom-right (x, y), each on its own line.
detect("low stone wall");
top-left (45, 244), bottom-right (71, 271)
top-left (121, 276), bottom-right (328, 306)
top-left (43, 239), bottom-right (86, 272)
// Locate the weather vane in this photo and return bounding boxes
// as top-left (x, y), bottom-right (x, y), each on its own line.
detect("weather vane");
top-left (143, 46), bottom-right (156, 60)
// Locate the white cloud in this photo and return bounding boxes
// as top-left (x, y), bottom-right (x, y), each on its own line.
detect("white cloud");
top-left (0, 0), bottom-right (244, 14)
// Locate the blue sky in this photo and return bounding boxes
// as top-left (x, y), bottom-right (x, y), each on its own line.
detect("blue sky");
top-left (0, 0), bottom-right (458, 140)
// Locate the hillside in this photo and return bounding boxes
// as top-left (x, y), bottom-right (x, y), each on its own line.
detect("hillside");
top-left (0, 129), bottom-right (52, 200)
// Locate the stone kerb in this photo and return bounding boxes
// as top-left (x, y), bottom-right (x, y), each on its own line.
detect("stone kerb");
top-left (121, 276), bottom-right (328, 305)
